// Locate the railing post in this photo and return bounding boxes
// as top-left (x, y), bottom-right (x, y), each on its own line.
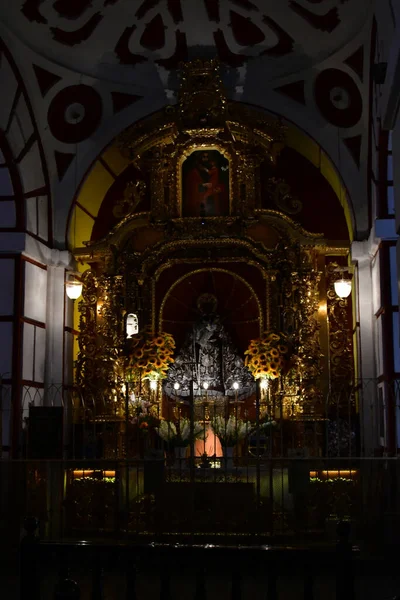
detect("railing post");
top-left (194, 568), bottom-right (206, 600)
top-left (125, 560), bottom-right (137, 600)
top-left (160, 570), bottom-right (171, 600)
top-left (336, 521), bottom-right (355, 600)
top-left (303, 565), bottom-right (314, 600)
top-left (20, 516), bottom-right (40, 600)
top-left (91, 562), bottom-right (104, 600)
top-left (54, 566), bottom-right (81, 599)
top-left (266, 570), bottom-right (277, 600)
top-left (231, 569), bottom-right (242, 600)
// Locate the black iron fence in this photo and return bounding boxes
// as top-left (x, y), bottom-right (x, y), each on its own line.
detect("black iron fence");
top-left (1, 379), bottom-right (400, 555)
top-left (1, 457), bottom-right (400, 550)
top-left (0, 378), bottom-right (399, 459)
top-left (18, 518), bottom-right (400, 600)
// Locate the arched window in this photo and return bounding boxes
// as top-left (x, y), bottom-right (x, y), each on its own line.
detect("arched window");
top-left (0, 129), bottom-right (21, 230)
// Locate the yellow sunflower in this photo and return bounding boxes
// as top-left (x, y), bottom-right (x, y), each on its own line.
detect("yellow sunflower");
top-left (268, 333), bottom-right (280, 342)
top-left (134, 348), bottom-right (144, 359)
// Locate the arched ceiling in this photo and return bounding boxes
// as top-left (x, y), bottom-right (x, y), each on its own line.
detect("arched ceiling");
top-left (0, 0), bottom-right (373, 81)
top-left (0, 0), bottom-right (375, 244)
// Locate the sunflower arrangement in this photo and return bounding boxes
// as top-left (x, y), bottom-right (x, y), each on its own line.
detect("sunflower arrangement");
top-left (127, 327), bottom-right (175, 380)
top-left (244, 331), bottom-right (290, 380)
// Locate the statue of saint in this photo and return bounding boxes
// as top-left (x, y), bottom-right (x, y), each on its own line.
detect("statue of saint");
top-left (164, 294), bottom-right (254, 399)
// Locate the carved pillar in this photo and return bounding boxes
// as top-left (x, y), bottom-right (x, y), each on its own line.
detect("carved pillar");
top-left (76, 270), bottom-right (125, 417)
top-left (235, 150), bottom-right (260, 217)
top-left (296, 249), bottom-right (323, 421)
top-left (44, 250), bottom-right (71, 401)
top-left (326, 261), bottom-right (354, 392)
top-left (146, 148), bottom-right (173, 221)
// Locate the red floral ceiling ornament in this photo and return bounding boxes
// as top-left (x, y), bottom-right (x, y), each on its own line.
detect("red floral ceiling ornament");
top-left (21, 0), bottom-right (47, 24)
top-left (314, 68), bottom-right (362, 128)
top-left (260, 16), bottom-right (294, 57)
top-left (19, 0), bottom-right (360, 73)
top-left (51, 13), bottom-right (103, 46)
top-left (115, 26), bottom-right (147, 65)
top-left (47, 85), bottom-right (103, 144)
top-left (289, 1), bottom-right (340, 32)
top-left (229, 11), bottom-right (265, 47)
top-left (140, 14), bottom-right (166, 50)
top-left (52, 0), bottom-right (93, 19)
top-left (156, 30), bottom-right (188, 69)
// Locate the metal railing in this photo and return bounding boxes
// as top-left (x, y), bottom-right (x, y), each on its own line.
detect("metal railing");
top-left (1, 379), bottom-right (400, 551)
top-left (1, 456), bottom-right (399, 550)
top-left (18, 517), bottom-right (400, 600)
top-left (0, 378), bottom-right (399, 459)
top-left (20, 518), bottom-right (358, 600)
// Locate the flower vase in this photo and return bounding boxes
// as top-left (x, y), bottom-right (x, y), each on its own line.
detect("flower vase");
top-left (174, 446), bottom-right (187, 469)
top-left (225, 446), bottom-right (235, 470)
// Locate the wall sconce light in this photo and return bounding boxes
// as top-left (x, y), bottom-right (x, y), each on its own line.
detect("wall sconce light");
top-left (332, 264), bottom-right (353, 299)
top-left (65, 272), bottom-right (82, 300)
top-left (126, 313), bottom-right (139, 338)
top-left (334, 278), bottom-right (352, 299)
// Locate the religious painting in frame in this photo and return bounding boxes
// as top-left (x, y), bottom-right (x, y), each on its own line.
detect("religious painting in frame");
top-left (181, 148), bottom-right (230, 217)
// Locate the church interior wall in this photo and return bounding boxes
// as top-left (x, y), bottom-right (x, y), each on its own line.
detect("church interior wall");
top-left (5, 3), bottom-right (400, 555)
top-left (0, 2), bottom-right (399, 461)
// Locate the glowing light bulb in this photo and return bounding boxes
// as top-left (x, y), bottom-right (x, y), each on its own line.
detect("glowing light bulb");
top-left (174, 383), bottom-right (180, 390)
top-left (203, 382), bottom-right (209, 390)
top-left (334, 279), bottom-right (352, 298)
top-left (150, 380), bottom-right (157, 391)
top-left (66, 280), bottom-right (82, 300)
top-left (233, 382), bottom-right (239, 390)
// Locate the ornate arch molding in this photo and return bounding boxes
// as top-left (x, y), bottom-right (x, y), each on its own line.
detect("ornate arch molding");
top-left (0, 37), bottom-right (52, 243)
top-left (158, 267), bottom-right (264, 334)
top-left (69, 59), bottom-right (352, 250)
top-left (75, 208), bottom-right (326, 274)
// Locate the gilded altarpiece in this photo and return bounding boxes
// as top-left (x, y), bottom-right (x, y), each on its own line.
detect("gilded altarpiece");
top-left (73, 60), bottom-right (354, 458)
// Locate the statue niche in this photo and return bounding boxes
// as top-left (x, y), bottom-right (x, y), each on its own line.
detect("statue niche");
top-left (164, 294), bottom-right (255, 399)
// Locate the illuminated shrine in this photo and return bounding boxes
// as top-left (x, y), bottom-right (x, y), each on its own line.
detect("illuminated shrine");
top-left (72, 60), bottom-right (354, 466)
